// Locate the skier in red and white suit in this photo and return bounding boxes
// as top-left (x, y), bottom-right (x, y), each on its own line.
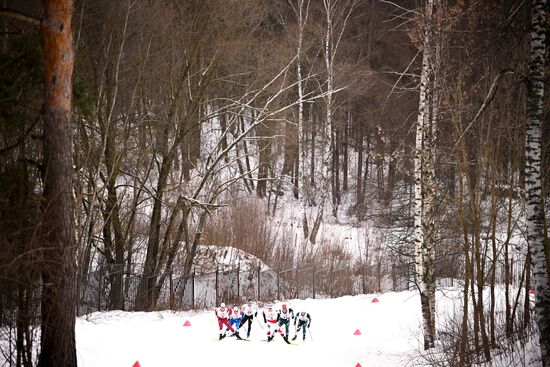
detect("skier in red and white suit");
top-left (215, 302), bottom-right (241, 340)
top-left (262, 303), bottom-right (290, 343)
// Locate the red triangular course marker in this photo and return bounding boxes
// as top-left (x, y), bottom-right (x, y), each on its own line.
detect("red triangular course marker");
top-left (353, 329), bottom-right (362, 336)
top-left (356, 364), bottom-right (362, 367)
top-left (133, 361), bottom-right (141, 367)
top-left (371, 297), bottom-right (379, 303)
top-left (530, 289), bottom-right (535, 295)
top-left (183, 320), bottom-right (192, 327)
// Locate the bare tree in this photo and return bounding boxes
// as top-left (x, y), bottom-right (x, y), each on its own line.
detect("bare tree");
top-left (309, 0), bottom-right (356, 245)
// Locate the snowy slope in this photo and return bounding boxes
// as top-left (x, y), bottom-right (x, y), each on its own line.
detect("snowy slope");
top-left (75, 289), bottom-right (459, 367)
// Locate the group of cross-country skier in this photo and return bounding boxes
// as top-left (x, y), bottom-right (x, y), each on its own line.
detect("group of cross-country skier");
top-left (214, 300), bottom-right (312, 344)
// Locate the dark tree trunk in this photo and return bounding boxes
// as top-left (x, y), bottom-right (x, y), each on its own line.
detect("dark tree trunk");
top-left (331, 125), bottom-right (340, 217)
top-left (240, 117), bottom-right (255, 191)
top-left (256, 123), bottom-right (271, 198)
top-left (282, 119), bottom-right (298, 177)
top-left (102, 116), bottom-right (125, 310)
top-left (293, 155), bottom-right (299, 199)
top-left (385, 136), bottom-right (397, 205)
top-left (356, 130), bottom-right (364, 218)
top-left (342, 109), bottom-right (349, 192)
top-left (38, 1), bottom-right (77, 365)
top-left (310, 102), bottom-right (316, 188)
top-left (219, 111), bottom-right (229, 163)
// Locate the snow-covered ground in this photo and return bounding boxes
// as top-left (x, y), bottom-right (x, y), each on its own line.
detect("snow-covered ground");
top-left (76, 289), bottom-right (461, 367)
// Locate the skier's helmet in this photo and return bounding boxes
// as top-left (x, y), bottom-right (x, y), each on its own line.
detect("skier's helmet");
top-left (233, 306), bottom-right (239, 312)
top-left (220, 302), bottom-right (226, 308)
top-left (300, 311), bottom-right (306, 316)
top-left (267, 303), bottom-right (273, 309)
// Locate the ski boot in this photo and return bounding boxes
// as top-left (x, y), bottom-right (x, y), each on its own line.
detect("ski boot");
top-left (292, 335), bottom-right (297, 341)
top-left (235, 331), bottom-right (243, 340)
top-left (219, 333), bottom-right (226, 340)
top-left (267, 335), bottom-right (274, 342)
top-left (283, 336), bottom-right (290, 344)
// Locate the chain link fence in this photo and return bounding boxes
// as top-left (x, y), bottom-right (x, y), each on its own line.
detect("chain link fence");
top-left (76, 261), bottom-right (415, 315)
top-left (75, 255), bottom-right (532, 316)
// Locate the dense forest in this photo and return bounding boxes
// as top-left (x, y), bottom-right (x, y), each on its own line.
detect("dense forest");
top-left (0, 0), bottom-right (549, 366)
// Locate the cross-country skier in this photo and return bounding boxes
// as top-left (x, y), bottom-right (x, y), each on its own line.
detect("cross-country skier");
top-left (278, 303), bottom-right (294, 338)
top-left (240, 300), bottom-right (257, 338)
top-left (292, 311), bottom-right (311, 341)
top-left (229, 306), bottom-right (243, 336)
top-left (262, 303), bottom-right (290, 343)
top-left (215, 302), bottom-right (241, 340)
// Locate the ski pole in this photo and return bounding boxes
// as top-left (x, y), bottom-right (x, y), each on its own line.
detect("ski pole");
top-left (256, 316), bottom-right (265, 329)
top-left (308, 325), bottom-right (314, 341)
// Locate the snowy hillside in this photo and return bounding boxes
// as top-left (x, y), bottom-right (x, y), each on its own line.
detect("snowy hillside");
top-left (190, 245), bottom-right (271, 273)
top-left (75, 288), bottom-right (541, 367)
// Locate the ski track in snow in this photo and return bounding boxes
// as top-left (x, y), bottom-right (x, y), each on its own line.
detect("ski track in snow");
top-left (76, 291), bottom-right (441, 367)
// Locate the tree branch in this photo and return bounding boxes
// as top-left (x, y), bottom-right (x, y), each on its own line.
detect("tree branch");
top-left (0, 7), bottom-right (41, 28)
top-left (454, 68), bottom-right (515, 148)
top-left (0, 117), bottom-right (40, 156)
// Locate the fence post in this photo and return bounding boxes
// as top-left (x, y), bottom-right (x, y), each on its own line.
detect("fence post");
top-left (215, 266), bottom-right (219, 306)
top-left (76, 272), bottom-right (81, 316)
top-left (169, 271), bottom-right (174, 310)
top-left (329, 264), bottom-right (333, 298)
top-left (98, 272), bottom-right (102, 312)
top-left (312, 264), bottom-right (315, 299)
top-left (257, 265), bottom-right (261, 301)
top-left (277, 267), bottom-right (280, 301)
top-left (362, 262), bottom-right (366, 294)
top-left (237, 264), bottom-right (240, 302)
top-left (192, 271), bottom-right (195, 310)
top-left (510, 258), bottom-right (514, 287)
top-left (119, 265), bottom-right (124, 311)
top-left (392, 264), bottom-right (396, 291)
top-left (377, 261), bottom-right (381, 292)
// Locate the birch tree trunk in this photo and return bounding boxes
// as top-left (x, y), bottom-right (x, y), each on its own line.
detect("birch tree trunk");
top-left (292, 0), bottom-right (311, 263)
top-left (310, 0), bottom-right (355, 244)
top-left (414, 0), bottom-right (436, 350)
top-left (525, 1), bottom-right (550, 365)
top-left (38, 0), bottom-right (77, 365)
top-left (310, 0), bottom-right (335, 245)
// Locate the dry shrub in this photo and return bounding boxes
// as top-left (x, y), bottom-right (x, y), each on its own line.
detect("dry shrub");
top-left (203, 198), bottom-right (295, 265)
top-left (414, 306), bottom-right (538, 367)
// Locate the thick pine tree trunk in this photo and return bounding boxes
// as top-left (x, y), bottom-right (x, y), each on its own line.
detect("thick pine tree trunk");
top-left (525, 1), bottom-right (550, 365)
top-left (38, 0), bottom-right (77, 365)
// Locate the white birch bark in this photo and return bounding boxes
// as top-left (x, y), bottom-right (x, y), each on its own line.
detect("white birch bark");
top-left (414, 0), bottom-right (436, 350)
top-left (525, 1), bottom-right (550, 365)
